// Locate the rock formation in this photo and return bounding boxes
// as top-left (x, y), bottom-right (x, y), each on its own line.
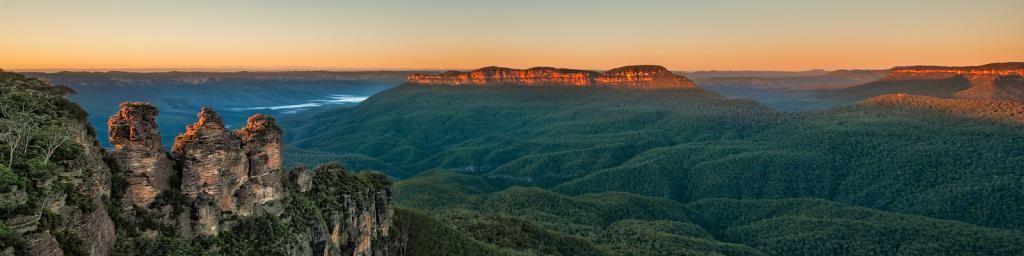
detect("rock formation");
top-left (235, 114), bottom-right (287, 216)
top-left (2, 71), bottom-right (402, 255)
top-left (107, 102), bottom-right (175, 208)
top-left (407, 65), bottom-right (696, 89)
top-left (170, 108), bottom-right (289, 236)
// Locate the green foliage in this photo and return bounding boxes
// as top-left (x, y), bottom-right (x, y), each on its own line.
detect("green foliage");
top-left (60, 182), bottom-right (96, 213)
top-left (214, 215), bottom-right (299, 256)
top-left (39, 208), bottom-right (62, 231)
top-left (396, 167), bottom-right (1024, 255)
top-left (53, 230), bottom-right (89, 256)
top-left (114, 236), bottom-right (196, 256)
top-left (395, 173), bottom-right (762, 255)
top-left (440, 210), bottom-right (607, 256)
top-left (0, 222), bottom-right (25, 253)
top-left (598, 220), bottom-right (763, 256)
top-left (688, 198), bottom-right (1024, 256)
top-left (393, 208), bottom-right (527, 256)
top-left (0, 164), bottom-right (27, 193)
top-left (25, 157), bottom-right (56, 180)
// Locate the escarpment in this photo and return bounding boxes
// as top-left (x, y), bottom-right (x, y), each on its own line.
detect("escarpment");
top-left (881, 62), bottom-right (1024, 81)
top-left (407, 65), bottom-right (696, 89)
top-left (881, 62), bottom-right (1024, 102)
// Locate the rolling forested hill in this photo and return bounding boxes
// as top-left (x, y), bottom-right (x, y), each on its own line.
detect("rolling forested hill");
top-left (282, 82), bottom-right (1024, 255)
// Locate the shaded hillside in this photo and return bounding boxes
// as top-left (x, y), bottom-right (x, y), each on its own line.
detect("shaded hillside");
top-left (695, 69), bottom-right (888, 111)
top-left (696, 69), bottom-right (888, 91)
top-left (861, 93), bottom-right (1024, 123)
top-left (820, 76), bottom-right (973, 103)
top-left (821, 62), bottom-right (1024, 103)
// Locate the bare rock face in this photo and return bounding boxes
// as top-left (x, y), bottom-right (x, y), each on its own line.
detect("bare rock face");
top-left (171, 108), bottom-right (290, 236)
top-left (235, 114), bottom-right (287, 216)
top-left (408, 65), bottom-right (697, 89)
top-left (172, 108), bottom-right (250, 236)
top-left (98, 104), bottom-right (401, 254)
top-left (22, 232), bottom-right (62, 256)
top-left (596, 65), bottom-right (696, 89)
top-left (107, 102), bottom-right (175, 208)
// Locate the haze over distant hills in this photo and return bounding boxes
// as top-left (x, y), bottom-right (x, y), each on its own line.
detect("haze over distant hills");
top-left (27, 71), bottom-right (415, 146)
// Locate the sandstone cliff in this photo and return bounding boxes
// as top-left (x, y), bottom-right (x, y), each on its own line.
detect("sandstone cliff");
top-left (407, 65), bottom-right (696, 89)
top-left (107, 102), bottom-right (175, 209)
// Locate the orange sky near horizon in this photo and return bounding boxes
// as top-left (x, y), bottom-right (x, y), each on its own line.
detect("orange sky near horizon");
top-left (2, 0), bottom-right (1022, 72)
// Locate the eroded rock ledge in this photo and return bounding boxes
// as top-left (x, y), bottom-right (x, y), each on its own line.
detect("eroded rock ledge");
top-left (882, 62), bottom-right (1024, 81)
top-left (407, 65), bottom-right (696, 89)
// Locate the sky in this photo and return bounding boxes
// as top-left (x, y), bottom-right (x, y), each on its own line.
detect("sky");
top-left (2, 0), bottom-right (1022, 71)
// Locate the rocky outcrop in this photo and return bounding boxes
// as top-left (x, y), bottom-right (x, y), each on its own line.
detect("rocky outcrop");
top-left (235, 114), bottom-right (287, 216)
top-left (107, 102), bottom-right (175, 208)
top-left (102, 104), bottom-right (403, 255)
top-left (171, 108), bottom-right (288, 236)
top-left (595, 65), bottom-right (696, 89)
top-left (3, 70), bottom-right (402, 255)
top-left (408, 65), bottom-right (696, 89)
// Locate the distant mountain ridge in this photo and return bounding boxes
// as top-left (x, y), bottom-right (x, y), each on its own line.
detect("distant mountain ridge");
top-left (825, 62), bottom-right (1024, 103)
top-left (25, 70), bottom-right (422, 86)
top-left (407, 65), bottom-right (696, 89)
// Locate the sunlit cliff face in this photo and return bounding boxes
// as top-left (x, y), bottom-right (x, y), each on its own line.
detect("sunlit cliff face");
top-left (407, 65), bottom-right (696, 89)
top-left (882, 63), bottom-right (1024, 81)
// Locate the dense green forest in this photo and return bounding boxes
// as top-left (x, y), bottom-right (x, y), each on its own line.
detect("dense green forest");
top-left (284, 84), bottom-right (1024, 255)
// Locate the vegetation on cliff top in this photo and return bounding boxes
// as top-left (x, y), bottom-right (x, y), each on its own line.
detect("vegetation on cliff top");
top-left (0, 70), bottom-right (96, 254)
